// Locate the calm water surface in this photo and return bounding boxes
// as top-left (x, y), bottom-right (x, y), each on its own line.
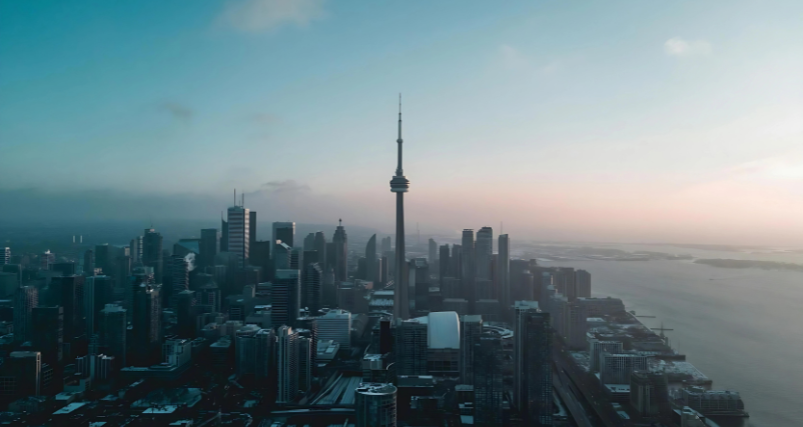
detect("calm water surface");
top-left (541, 247), bottom-right (803, 427)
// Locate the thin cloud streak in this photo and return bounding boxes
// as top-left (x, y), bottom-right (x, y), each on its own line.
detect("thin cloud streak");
top-left (664, 37), bottom-right (712, 57)
top-left (217, 0), bottom-right (326, 33)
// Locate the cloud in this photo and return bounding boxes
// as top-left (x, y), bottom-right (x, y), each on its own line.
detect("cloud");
top-left (158, 102), bottom-right (193, 122)
top-left (500, 44), bottom-right (528, 70)
top-left (257, 180), bottom-right (311, 194)
top-left (218, 0), bottom-right (326, 33)
top-left (664, 37), bottom-right (712, 57)
top-left (252, 113), bottom-right (280, 124)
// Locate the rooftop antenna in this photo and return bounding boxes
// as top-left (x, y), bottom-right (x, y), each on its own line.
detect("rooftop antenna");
top-left (339, 218), bottom-right (342, 227)
top-left (501, 221), bottom-right (504, 235)
top-left (241, 193), bottom-right (244, 208)
top-left (234, 189), bottom-right (236, 207)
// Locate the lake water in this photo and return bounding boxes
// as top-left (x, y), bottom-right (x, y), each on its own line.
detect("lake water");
top-left (539, 244), bottom-right (803, 427)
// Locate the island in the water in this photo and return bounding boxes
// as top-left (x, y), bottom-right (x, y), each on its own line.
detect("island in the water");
top-left (695, 258), bottom-right (803, 272)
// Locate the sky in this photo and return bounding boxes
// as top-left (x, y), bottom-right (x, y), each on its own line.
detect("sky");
top-left (1, 0), bottom-right (802, 245)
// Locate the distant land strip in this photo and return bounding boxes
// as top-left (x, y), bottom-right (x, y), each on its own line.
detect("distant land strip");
top-left (694, 258), bottom-right (803, 272)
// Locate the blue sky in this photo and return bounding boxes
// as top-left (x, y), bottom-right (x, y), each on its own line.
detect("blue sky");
top-left (1, 0), bottom-right (802, 244)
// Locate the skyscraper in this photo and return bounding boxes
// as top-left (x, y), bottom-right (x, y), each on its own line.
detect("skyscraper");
top-left (200, 228), bottom-right (219, 269)
top-left (169, 255), bottom-right (189, 308)
top-left (272, 221), bottom-right (295, 253)
top-left (439, 244), bottom-right (450, 286)
top-left (83, 249), bottom-right (95, 276)
top-left (314, 231), bottom-right (327, 268)
top-left (272, 269), bottom-right (301, 328)
top-left (428, 238), bottom-right (437, 266)
top-left (474, 333), bottom-right (505, 427)
top-left (513, 301), bottom-right (552, 426)
top-left (1, 247), bottom-right (9, 265)
top-left (332, 220), bottom-right (348, 282)
top-left (356, 382), bottom-right (397, 427)
top-left (142, 228), bottom-right (163, 283)
top-left (249, 210), bottom-right (257, 252)
top-left (475, 227), bottom-right (493, 280)
top-left (130, 236), bottom-right (143, 264)
top-left (276, 325), bottom-right (299, 404)
top-left (132, 283), bottom-right (161, 366)
top-left (221, 216), bottom-right (229, 252)
top-left (390, 96), bottom-right (410, 320)
top-left (459, 314), bottom-right (483, 385)
top-left (228, 205), bottom-right (250, 269)
top-left (304, 262), bottom-right (323, 314)
top-left (303, 233), bottom-right (315, 251)
top-left (498, 234), bottom-right (511, 312)
top-left (52, 275), bottom-right (85, 350)
top-left (461, 230), bottom-right (475, 310)
top-left (32, 306), bottom-right (63, 367)
top-left (13, 286), bottom-right (38, 344)
top-left (366, 234), bottom-right (377, 283)
top-left (100, 304), bottom-right (127, 368)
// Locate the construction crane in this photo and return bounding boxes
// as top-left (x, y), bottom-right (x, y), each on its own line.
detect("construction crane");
top-left (636, 315), bottom-right (656, 318)
top-left (652, 323), bottom-right (674, 339)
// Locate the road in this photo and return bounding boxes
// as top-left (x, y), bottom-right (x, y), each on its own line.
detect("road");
top-left (553, 342), bottom-right (631, 427)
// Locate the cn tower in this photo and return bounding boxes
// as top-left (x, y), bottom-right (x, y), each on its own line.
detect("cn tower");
top-left (390, 95), bottom-right (410, 320)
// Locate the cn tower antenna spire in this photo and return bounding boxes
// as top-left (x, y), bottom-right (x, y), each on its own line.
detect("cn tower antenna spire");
top-left (396, 93), bottom-right (403, 176)
top-left (390, 95), bottom-right (410, 320)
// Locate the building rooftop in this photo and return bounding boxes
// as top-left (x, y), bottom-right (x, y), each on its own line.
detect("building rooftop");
top-left (356, 382), bottom-right (397, 396)
top-left (427, 312), bottom-right (460, 349)
top-left (53, 402), bottom-right (87, 415)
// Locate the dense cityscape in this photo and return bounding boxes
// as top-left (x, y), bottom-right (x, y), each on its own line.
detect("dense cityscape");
top-left (0, 108), bottom-right (750, 427)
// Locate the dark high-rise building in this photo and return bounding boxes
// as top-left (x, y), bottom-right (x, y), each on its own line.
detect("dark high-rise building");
top-left (439, 244), bottom-right (450, 285)
top-left (314, 231), bottom-right (327, 269)
top-left (169, 255), bottom-right (189, 308)
top-left (95, 244), bottom-right (114, 276)
top-left (409, 258), bottom-right (429, 315)
top-left (131, 235), bottom-right (143, 264)
top-left (304, 263), bottom-right (323, 314)
top-left (176, 290), bottom-right (196, 338)
top-left (332, 220), bottom-right (348, 283)
top-left (576, 269), bottom-right (591, 298)
top-left (132, 283), bottom-right (161, 366)
top-left (14, 286), bottom-right (38, 344)
top-left (513, 301), bottom-right (552, 426)
top-left (100, 304), bottom-right (126, 368)
top-left (84, 275), bottom-right (113, 338)
top-left (1, 247), bottom-right (9, 265)
top-left (221, 217), bottom-right (229, 252)
top-left (366, 234), bottom-right (378, 284)
top-left (7, 351), bottom-right (41, 397)
top-left (428, 238), bottom-right (437, 266)
top-left (272, 269), bottom-right (301, 328)
top-left (276, 325), bottom-right (299, 404)
top-left (356, 382), bottom-right (397, 427)
top-left (389, 97), bottom-right (410, 320)
top-left (498, 234), bottom-right (511, 312)
top-left (475, 227), bottom-right (493, 281)
top-left (142, 228), bottom-right (164, 284)
top-left (461, 230), bottom-right (475, 310)
top-left (303, 233), bottom-right (315, 250)
top-left (228, 205), bottom-right (250, 269)
top-left (459, 314), bottom-right (483, 385)
top-left (32, 306), bottom-right (63, 367)
top-left (51, 275), bottom-right (85, 350)
top-left (272, 221), bottom-right (295, 254)
top-left (200, 228), bottom-right (219, 269)
top-left (474, 333), bottom-right (504, 427)
top-left (83, 249), bottom-right (95, 276)
top-left (52, 262), bottom-right (76, 276)
top-left (395, 318), bottom-right (427, 375)
top-left (249, 210), bottom-right (257, 251)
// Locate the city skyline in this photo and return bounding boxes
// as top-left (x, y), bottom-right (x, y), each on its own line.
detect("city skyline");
top-left (2, 1), bottom-right (803, 245)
